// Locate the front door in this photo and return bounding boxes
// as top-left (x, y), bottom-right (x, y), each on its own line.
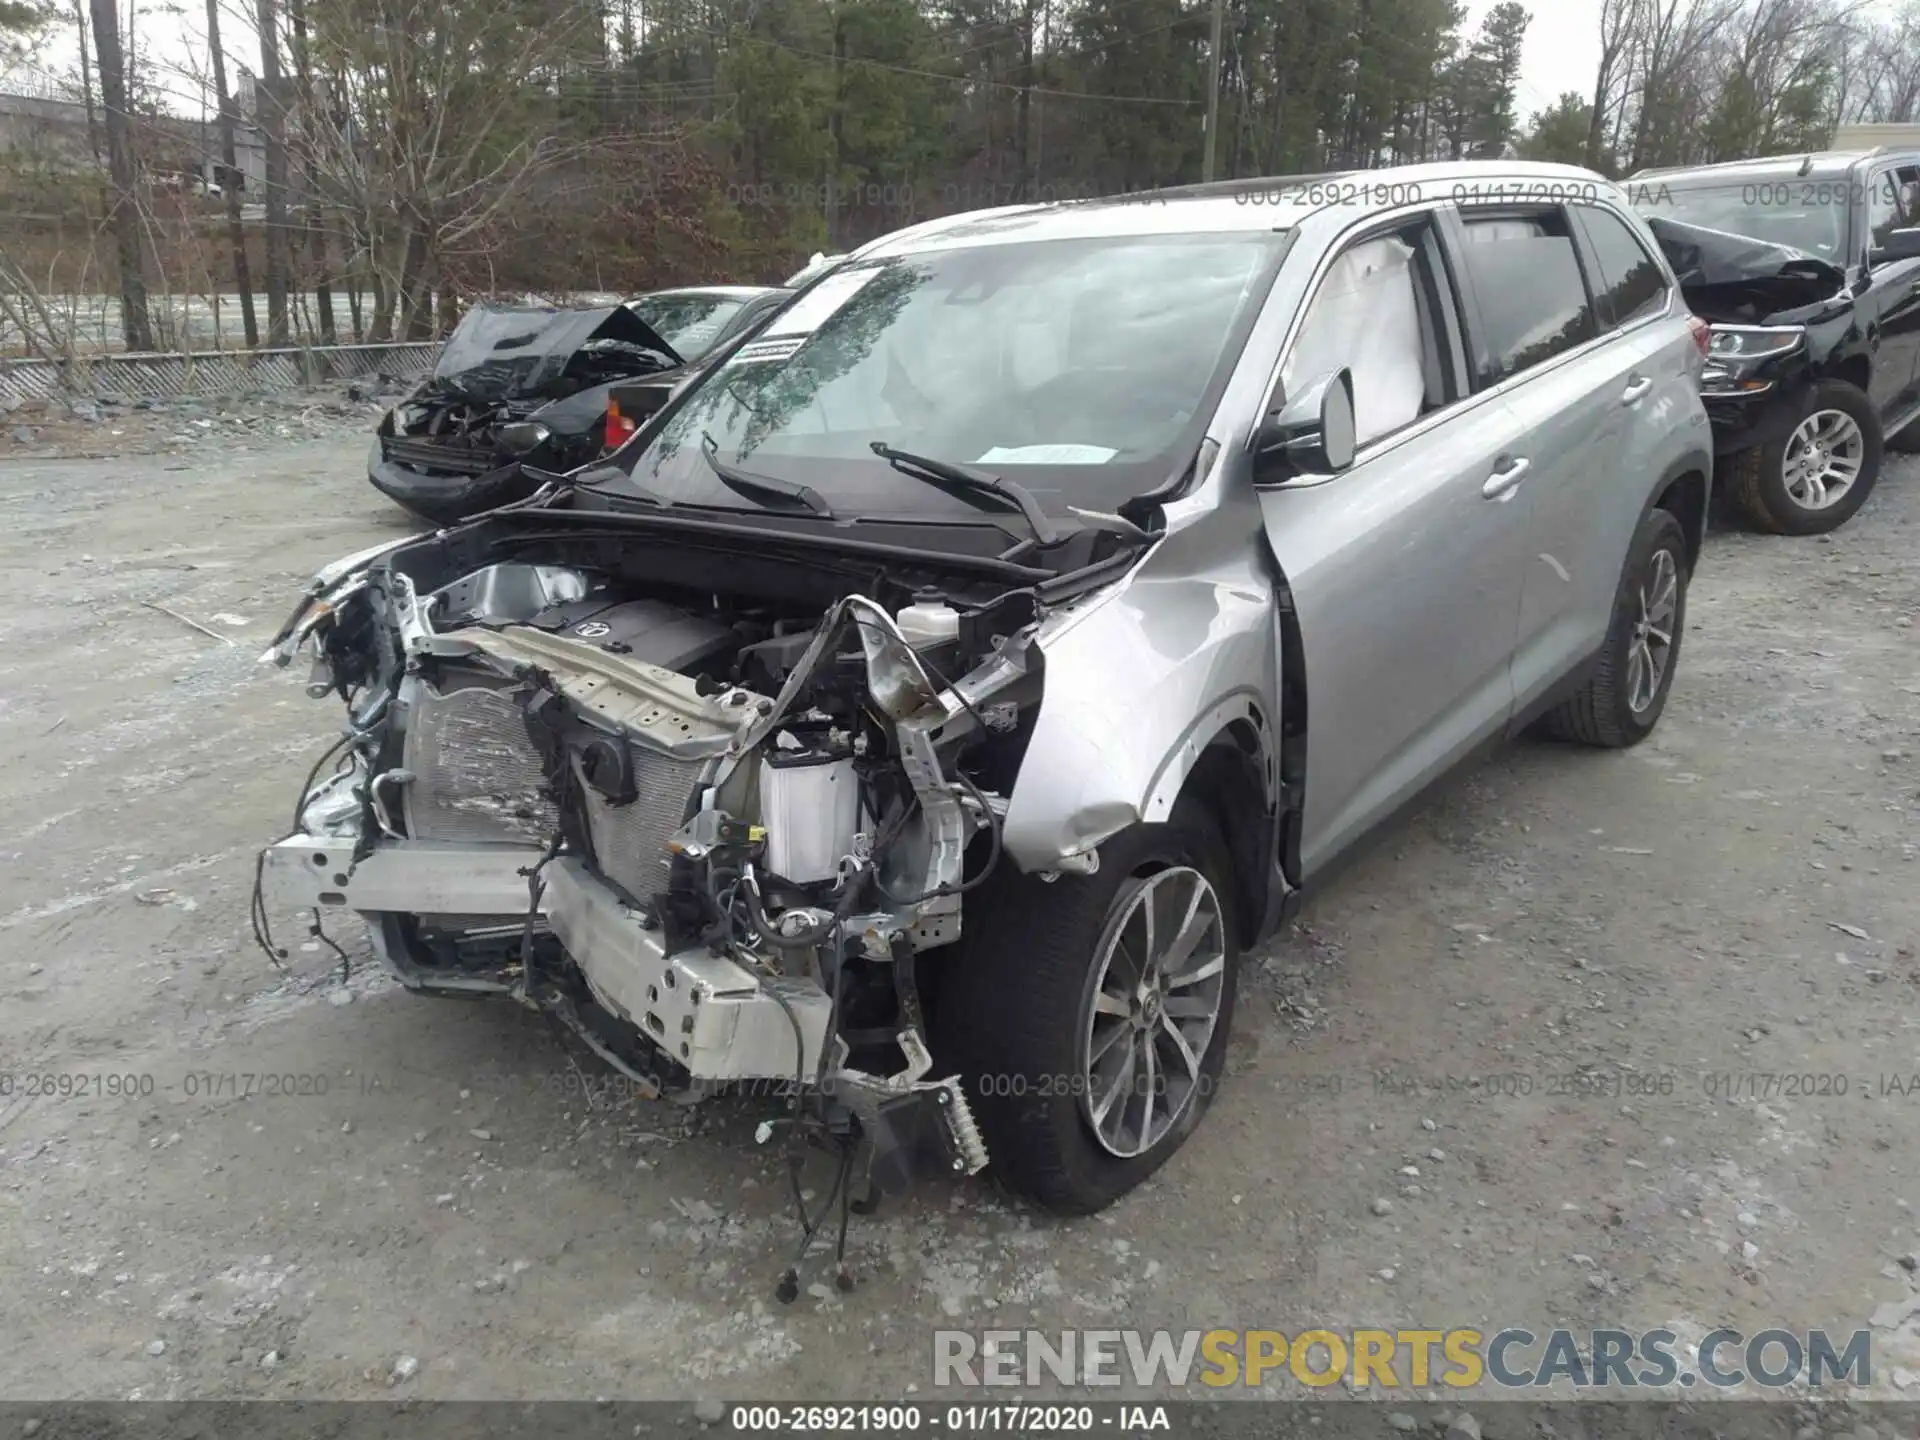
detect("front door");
top-left (1252, 209), bottom-right (1534, 878)
top-left (1864, 164), bottom-right (1920, 418)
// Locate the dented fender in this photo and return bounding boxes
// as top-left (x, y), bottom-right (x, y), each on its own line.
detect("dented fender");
top-left (1000, 563), bottom-right (1280, 871)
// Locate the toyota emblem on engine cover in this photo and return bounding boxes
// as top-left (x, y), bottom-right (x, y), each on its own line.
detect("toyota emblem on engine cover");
top-left (573, 621), bottom-right (611, 638)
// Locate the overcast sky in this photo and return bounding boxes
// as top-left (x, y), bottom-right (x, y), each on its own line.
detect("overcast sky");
top-left (1469, 0), bottom-right (1604, 119)
top-left (1477, 0), bottom-right (1906, 123)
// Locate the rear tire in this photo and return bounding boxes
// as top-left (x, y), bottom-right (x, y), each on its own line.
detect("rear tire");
top-left (1541, 507), bottom-right (1688, 749)
top-left (929, 804), bottom-right (1239, 1215)
top-left (1731, 380), bottom-right (1882, 535)
top-left (1890, 414), bottom-right (1920, 454)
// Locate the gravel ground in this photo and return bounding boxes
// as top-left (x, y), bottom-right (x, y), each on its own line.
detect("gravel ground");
top-left (1, 428), bottom-right (1917, 1411)
top-left (1, 383), bottom-right (402, 462)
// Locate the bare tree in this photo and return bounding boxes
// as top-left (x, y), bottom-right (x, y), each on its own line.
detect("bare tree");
top-left (286, 0), bottom-right (335, 342)
top-left (1620, 0), bottom-right (1740, 170)
top-left (1847, 4), bottom-right (1920, 122)
top-left (87, 0), bottom-right (154, 350)
top-left (71, 0), bottom-right (102, 162)
top-left (1586, 0), bottom-right (1636, 168)
top-left (297, 0), bottom-right (606, 339)
top-left (256, 0), bottom-right (291, 344)
top-left (204, 0), bottom-right (258, 346)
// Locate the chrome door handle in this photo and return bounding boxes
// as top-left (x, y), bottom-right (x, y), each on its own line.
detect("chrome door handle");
top-left (1483, 456), bottom-right (1530, 500)
top-left (1620, 375), bottom-right (1653, 404)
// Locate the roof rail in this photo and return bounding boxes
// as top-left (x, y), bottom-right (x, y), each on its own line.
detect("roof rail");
top-left (1628, 148), bottom-right (1892, 182)
top-left (1120, 170), bottom-right (1355, 202)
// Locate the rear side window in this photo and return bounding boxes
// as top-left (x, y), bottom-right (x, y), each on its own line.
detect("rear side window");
top-left (1579, 206), bottom-right (1669, 328)
top-left (1457, 209), bottom-right (1598, 383)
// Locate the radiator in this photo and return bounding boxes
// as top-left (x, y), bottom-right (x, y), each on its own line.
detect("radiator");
top-left (573, 751), bottom-right (706, 903)
top-left (402, 682), bottom-right (557, 846)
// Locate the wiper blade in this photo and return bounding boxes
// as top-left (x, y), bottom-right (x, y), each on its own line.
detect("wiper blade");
top-left (700, 433), bottom-right (834, 517)
top-left (869, 442), bottom-right (1062, 547)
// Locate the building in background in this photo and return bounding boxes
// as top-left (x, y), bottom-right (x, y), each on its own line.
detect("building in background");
top-left (1831, 123), bottom-right (1920, 151)
top-left (0, 86), bottom-right (267, 192)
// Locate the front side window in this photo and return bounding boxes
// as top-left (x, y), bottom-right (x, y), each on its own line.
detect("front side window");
top-left (1281, 220), bottom-right (1450, 449)
top-left (1868, 167), bottom-right (1920, 256)
top-left (1579, 206), bottom-right (1670, 329)
top-left (1458, 210), bottom-right (1598, 383)
top-left (612, 232), bottom-right (1285, 520)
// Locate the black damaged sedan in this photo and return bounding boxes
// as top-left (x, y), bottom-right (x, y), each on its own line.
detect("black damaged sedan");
top-left (368, 285), bottom-right (790, 523)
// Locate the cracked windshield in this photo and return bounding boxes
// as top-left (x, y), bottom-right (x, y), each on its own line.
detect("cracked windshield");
top-left (617, 232), bottom-right (1283, 518)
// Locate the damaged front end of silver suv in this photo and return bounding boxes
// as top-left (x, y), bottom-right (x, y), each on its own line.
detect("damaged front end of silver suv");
top-left (251, 511), bottom-right (1115, 1270)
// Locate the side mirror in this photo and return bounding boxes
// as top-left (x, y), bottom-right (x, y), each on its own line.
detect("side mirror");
top-left (496, 420), bottom-right (553, 457)
top-left (1870, 227), bottom-right (1920, 266)
top-left (1255, 369), bottom-right (1356, 483)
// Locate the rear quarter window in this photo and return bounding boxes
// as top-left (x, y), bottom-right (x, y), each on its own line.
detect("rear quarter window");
top-left (1578, 206), bottom-right (1670, 329)
top-left (1457, 210), bottom-right (1598, 383)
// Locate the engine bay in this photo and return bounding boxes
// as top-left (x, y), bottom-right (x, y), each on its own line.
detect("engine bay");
top-left (260, 518), bottom-right (1057, 1293)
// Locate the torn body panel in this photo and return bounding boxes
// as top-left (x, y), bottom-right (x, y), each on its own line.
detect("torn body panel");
top-left (999, 527), bottom-right (1281, 878)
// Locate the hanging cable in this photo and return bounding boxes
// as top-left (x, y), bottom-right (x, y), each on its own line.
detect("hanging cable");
top-left (251, 732), bottom-right (356, 972)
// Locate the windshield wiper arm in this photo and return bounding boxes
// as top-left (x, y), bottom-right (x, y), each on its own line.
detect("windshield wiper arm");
top-left (701, 433), bottom-right (834, 517)
top-left (868, 442), bottom-right (1062, 547)
top-left (532, 462), bottom-right (678, 509)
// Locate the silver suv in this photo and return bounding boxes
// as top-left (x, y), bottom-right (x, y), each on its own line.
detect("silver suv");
top-left (262, 161), bottom-right (1711, 1224)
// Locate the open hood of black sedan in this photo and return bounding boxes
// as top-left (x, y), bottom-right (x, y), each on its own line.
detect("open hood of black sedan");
top-left (430, 303), bottom-right (684, 400)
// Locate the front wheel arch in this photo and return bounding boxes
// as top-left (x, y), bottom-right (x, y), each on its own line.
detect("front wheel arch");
top-left (1732, 379), bottom-right (1883, 536)
top-left (928, 801), bottom-right (1241, 1214)
top-left (1167, 728), bottom-right (1275, 950)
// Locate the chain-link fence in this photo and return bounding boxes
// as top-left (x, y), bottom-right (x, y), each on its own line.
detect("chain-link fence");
top-left (0, 339), bottom-right (439, 402)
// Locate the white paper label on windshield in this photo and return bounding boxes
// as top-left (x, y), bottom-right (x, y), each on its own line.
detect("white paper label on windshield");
top-left (974, 444), bottom-right (1119, 465)
top-left (733, 337), bottom-right (807, 365)
top-left (763, 264), bottom-right (885, 338)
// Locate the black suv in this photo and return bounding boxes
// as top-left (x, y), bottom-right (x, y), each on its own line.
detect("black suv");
top-left (1626, 149), bottom-right (1920, 534)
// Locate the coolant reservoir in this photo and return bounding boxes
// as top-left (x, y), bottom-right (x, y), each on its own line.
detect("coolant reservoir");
top-left (896, 595), bottom-right (960, 650)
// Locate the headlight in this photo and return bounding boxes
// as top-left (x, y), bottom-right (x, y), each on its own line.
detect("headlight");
top-left (1705, 325), bottom-right (1804, 361)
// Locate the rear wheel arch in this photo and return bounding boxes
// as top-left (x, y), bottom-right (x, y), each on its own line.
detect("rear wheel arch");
top-left (1653, 465), bottom-right (1709, 568)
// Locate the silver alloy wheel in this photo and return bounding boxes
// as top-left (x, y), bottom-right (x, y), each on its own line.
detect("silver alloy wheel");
top-left (1782, 408), bottom-right (1865, 510)
top-left (1627, 547), bottom-right (1678, 715)
top-left (1080, 865), bottom-right (1227, 1158)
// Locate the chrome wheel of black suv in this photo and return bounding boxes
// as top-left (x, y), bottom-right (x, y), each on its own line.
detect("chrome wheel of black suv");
top-left (1733, 380), bottom-right (1883, 536)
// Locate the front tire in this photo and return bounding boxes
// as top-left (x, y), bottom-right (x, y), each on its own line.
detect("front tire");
top-left (1542, 507), bottom-right (1689, 749)
top-left (929, 805), bottom-right (1240, 1215)
top-left (1731, 380), bottom-right (1882, 534)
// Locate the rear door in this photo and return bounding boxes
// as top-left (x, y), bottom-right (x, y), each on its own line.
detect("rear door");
top-left (1251, 207), bottom-right (1535, 877)
top-left (1442, 201), bottom-right (1666, 715)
